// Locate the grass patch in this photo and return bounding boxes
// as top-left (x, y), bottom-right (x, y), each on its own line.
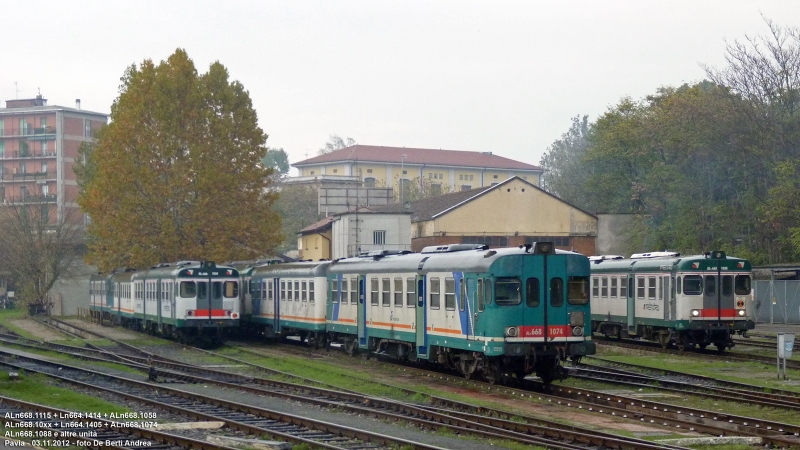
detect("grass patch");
top-left (0, 371), bottom-right (131, 414)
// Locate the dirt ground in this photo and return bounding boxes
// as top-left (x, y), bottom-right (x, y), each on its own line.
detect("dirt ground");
top-left (8, 319), bottom-right (69, 341)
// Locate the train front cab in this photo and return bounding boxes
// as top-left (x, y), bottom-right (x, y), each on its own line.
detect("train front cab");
top-left (677, 251), bottom-right (754, 350)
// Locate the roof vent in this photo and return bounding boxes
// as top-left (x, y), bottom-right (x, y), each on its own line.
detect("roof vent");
top-left (421, 244), bottom-right (487, 254)
top-left (629, 252), bottom-right (680, 259)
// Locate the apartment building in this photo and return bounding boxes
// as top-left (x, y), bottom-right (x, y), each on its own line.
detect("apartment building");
top-left (0, 95), bottom-right (107, 223)
top-left (292, 145), bottom-right (543, 199)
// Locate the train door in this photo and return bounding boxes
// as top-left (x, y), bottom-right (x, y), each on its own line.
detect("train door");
top-left (415, 275), bottom-right (428, 358)
top-left (156, 279), bottom-right (163, 329)
top-left (626, 276), bottom-right (635, 333)
top-left (464, 277), bottom-right (476, 341)
top-left (662, 276), bottom-right (671, 320)
top-left (357, 275), bottom-right (367, 349)
top-left (544, 256), bottom-right (569, 341)
top-left (523, 256), bottom-right (545, 340)
top-left (197, 278), bottom-right (210, 319)
top-left (273, 278), bottom-right (281, 333)
top-left (251, 279), bottom-right (261, 319)
top-left (210, 277), bottom-right (224, 319)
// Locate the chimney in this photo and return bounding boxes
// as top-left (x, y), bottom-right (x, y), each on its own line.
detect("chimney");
top-left (75, 99), bottom-right (81, 110)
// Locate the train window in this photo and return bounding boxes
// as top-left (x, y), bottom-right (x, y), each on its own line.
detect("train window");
top-left (636, 277), bottom-right (645, 299)
top-left (526, 277), bottom-right (540, 307)
top-left (592, 277), bottom-right (599, 298)
top-left (676, 276), bottom-right (682, 294)
top-left (623, 277), bottom-right (630, 298)
top-left (704, 276), bottom-right (716, 296)
top-left (180, 281), bottom-right (196, 298)
top-left (495, 278), bottom-right (521, 305)
top-left (683, 276), bottom-right (702, 295)
top-left (477, 279), bottom-right (484, 312)
top-left (281, 281), bottom-right (286, 301)
top-left (550, 278), bottom-right (564, 307)
top-left (295, 281), bottom-right (300, 301)
top-left (371, 278), bottom-right (379, 306)
top-left (212, 282), bottom-right (223, 300)
top-left (302, 281), bottom-right (308, 301)
top-left (611, 277), bottom-right (618, 298)
top-left (340, 279), bottom-right (347, 303)
top-left (394, 278), bottom-right (404, 307)
top-left (267, 281), bottom-right (272, 300)
top-left (382, 278), bottom-right (391, 306)
top-left (350, 278), bottom-right (358, 304)
top-left (406, 278), bottom-right (415, 307)
top-left (722, 276), bottom-right (733, 296)
top-left (459, 279), bottom-right (466, 311)
top-left (445, 278), bottom-right (456, 310)
top-left (648, 277), bottom-right (656, 299)
top-left (568, 277), bottom-right (590, 305)
top-left (601, 277), bottom-right (608, 297)
top-left (224, 281), bottom-right (239, 298)
top-left (430, 278), bottom-right (441, 309)
top-left (735, 275), bottom-right (751, 295)
top-left (485, 279), bottom-right (493, 305)
top-left (310, 281), bottom-right (315, 303)
top-left (197, 281), bottom-right (208, 300)
top-left (332, 279), bottom-right (339, 303)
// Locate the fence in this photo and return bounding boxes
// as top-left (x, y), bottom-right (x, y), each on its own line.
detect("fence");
top-left (753, 280), bottom-right (800, 324)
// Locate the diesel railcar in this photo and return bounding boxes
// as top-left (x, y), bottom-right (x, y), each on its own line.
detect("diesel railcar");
top-left (89, 261), bottom-right (241, 344)
top-left (244, 242), bottom-right (596, 383)
top-left (590, 251), bottom-right (754, 351)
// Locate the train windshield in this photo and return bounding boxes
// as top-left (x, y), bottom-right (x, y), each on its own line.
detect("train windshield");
top-left (495, 278), bottom-right (521, 305)
top-left (683, 275), bottom-right (703, 295)
top-left (567, 276), bottom-right (590, 305)
top-left (180, 281), bottom-right (196, 298)
top-left (735, 275), bottom-right (751, 295)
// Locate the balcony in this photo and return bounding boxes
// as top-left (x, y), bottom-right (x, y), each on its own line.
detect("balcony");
top-left (1, 151), bottom-right (56, 159)
top-left (0, 126), bottom-right (56, 139)
top-left (4, 194), bottom-right (57, 205)
top-left (7, 172), bottom-right (51, 181)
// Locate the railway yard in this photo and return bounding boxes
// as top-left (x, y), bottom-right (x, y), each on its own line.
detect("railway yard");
top-left (2, 317), bottom-right (800, 450)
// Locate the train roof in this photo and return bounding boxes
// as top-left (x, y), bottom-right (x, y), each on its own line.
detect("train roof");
top-left (590, 251), bottom-right (752, 272)
top-left (250, 260), bottom-right (331, 278)
top-left (131, 260), bottom-right (239, 279)
top-left (327, 245), bottom-right (587, 275)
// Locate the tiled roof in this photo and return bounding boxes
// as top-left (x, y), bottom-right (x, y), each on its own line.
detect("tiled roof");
top-left (292, 145), bottom-right (541, 171)
top-left (298, 215), bottom-right (335, 234)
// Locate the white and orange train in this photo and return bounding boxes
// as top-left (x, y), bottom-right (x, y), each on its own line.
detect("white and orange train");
top-left (89, 261), bottom-right (241, 344)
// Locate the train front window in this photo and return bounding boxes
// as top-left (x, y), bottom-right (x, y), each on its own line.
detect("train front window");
top-left (735, 275), bottom-right (751, 295)
top-left (568, 276), bottom-right (590, 305)
top-left (722, 275), bottom-right (733, 296)
top-left (550, 278), bottom-right (564, 307)
top-left (526, 277), bottom-right (540, 307)
top-left (683, 275), bottom-right (702, 295)
top-left (180, 281), bottom-right (196, 298)
top-left (704, 276), bottom-right (716, 296)
top-left (197, 281), bottom-right (208, 299)
top-left (495, 278), bottom-right (521, 305)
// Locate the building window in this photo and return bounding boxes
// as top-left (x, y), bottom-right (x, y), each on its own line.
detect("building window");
top-left (19, 162), bottom-right (26, 174)
top-left (462, 236), bottom-right (508, 247)
top-left (367, 169), bottom-right (372, 173)
top-left (402, 170), bottom-right (407, 174)
top-left (84, 120), bottom-right (92, 137)
top-left (373, 230), bottom-right (386, 245)
top-left (310, 171), bottom-right (315, 175)
top-left (490, 182), bottom-right (498, 186)
top-left (461, 185), bottom-right (471, 191)
top-left (469, 175), bottom-right (474, 180)
top-left (493, 175), bottom-right (498, 179)
top-left (20, 185), bottom-right (27, 198)
top-left (0, 141), bottom-right (4, 157)
top-left (333, 169), bottom-right (338, 173)
top-left (430, 183), bottom-right (442, 196)
top-left (42, 141), bottom-right (48, 155)
top-left (459, 174), bottom-right (464, 180)
top-left (0, 120), bottom-right (4, 136)
top-left (40, 117), bottom-right (47, 128)
top-left (364, 177), bottom-right (376, 188)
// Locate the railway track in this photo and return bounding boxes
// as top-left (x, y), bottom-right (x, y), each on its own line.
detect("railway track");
top-left (1, 321), bottom-right (678, 450)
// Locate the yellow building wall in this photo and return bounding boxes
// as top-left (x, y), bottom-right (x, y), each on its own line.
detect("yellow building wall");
top-left (430, 179), bottom-right (595, 236)
top-left (354, 164), bottom-right (387, 185)
top-left (299, 231), bottom-right (332, 261)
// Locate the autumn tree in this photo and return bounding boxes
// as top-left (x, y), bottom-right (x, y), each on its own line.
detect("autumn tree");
top-left (538, 115), bottom-right (592, 210)
top-left (76, 49), bottom-right (282, 272)
top-left (0, 204), bottom-right (84, 315)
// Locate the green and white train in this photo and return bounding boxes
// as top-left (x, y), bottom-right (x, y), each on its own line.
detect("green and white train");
top-left (589, 251), bottom-right (754, 351)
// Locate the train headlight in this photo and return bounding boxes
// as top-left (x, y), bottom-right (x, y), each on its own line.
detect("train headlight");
top-left (691, 309), bottom-right (700, 317)
top-left (232, 312), bottom-right (239, 319)
top-left (569, 311), bottom-right (585, 327)
top-left (738, 309), bottom-right (746, 317)
top-left (736, 299), bottom-right (745, 308)
top-left (505, 326), bottom-right (519, 337)
top-left (572, 326), bottom-right (584, 336)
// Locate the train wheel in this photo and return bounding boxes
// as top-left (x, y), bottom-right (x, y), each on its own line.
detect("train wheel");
top-left (714, 343), bottom-right (725, 353)
top-left (658, 332), bottom-right (670, 349)
top-left (483, 361), bottom-right (500, 385)
top-left (344, 339), bottom-right (358, 357)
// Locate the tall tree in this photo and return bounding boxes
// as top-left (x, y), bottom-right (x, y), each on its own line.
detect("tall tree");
top-left (318, 135), bottom-right (356, 155)
top-left (77, 49), bottom-right (282, 272)
top-left (0, 205), bottom-right (84, 315)
top-left (539, 115), bottom-right (592, 210)
top-left (262, 148), bottom-right (290, 178)
top-left (272, 184), bottom-right (321, 253)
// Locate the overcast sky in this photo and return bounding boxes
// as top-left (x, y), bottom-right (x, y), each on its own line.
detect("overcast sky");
top-left (3, 1), bottom-right (799, 174)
